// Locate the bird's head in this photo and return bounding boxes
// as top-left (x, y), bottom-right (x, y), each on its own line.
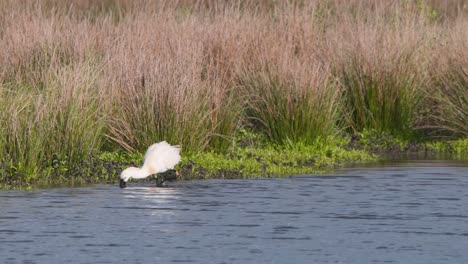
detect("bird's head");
top-left (119, 167), bottom-right (140, 188)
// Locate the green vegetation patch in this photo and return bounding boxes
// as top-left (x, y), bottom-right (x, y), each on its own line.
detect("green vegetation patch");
top-left (0, 133), bottom-right (375, 189)
top-left (178, 134), bottom-right (375, 180)
top-left (425, 138), bottom-right (468, 156)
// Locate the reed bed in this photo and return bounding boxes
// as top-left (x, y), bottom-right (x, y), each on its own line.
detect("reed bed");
top-left (0, 0), bottom-right (466, 181)
top-left (420, 18), bottom-right (468, 137)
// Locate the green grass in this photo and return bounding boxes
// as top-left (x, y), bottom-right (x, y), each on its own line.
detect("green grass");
top-left (426, 59), bottom-right (468, 137)
top-left (338, 51), bottom-right (424, 139)
top-left (357, 129), bottom-right (409, 152)
top-left (178, 133), bottom-right (375, 179)
top-left (425, 138), bottom-right (468, 156)
top-left (0, 58), bottom-right (106, 186)
top-left (239, 65), bottom-right (340, 146)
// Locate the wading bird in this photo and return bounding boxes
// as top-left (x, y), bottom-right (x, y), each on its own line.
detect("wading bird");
top-left (119, 141), bottom-right (181, 188)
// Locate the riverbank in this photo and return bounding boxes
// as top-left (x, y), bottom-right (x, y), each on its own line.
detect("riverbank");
top-left (1, 133), bottom-right (467, 190)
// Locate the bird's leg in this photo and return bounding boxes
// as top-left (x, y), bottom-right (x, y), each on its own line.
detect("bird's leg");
top-left (119, 179), bottom-right (126, 188)
top-left (155, 174), bottom-right (165, 187)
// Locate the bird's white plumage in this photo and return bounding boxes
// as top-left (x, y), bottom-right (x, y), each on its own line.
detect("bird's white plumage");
top-left (142, 141), bottom-right (181, 174)
top-left (120, 141), bottom-right (181, 182)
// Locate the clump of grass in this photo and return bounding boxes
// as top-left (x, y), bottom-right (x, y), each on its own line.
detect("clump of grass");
top-left (425, 138), bottom-right (468, 157)
top-left (339, 59), bottom-right (423, 138)
top-left (357, 129), bottom-right (409, 152)
top-left (179, 135), bottom-right (375, 180)
top-left (0, 58), bottom-right (106, 184)
top-left (106, 71), bottom-right (215, 153)
top-left (427, 66), bottom-right (468, 137)
top-left (421, 22), bottom-right (467, 137)
top-left (239, 62), bottom-right (340, 145)
top-left (452, 138), bottom-right (468, 155)
top-left (108, 78), bottom-right (241, 154)
top-left (104, 21), bottom-right (243, 153)
top-left (332, 29), bottom-right (427, 139)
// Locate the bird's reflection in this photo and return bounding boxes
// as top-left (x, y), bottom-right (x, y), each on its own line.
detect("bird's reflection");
top-left (121, 184), bottom-right (181, 205)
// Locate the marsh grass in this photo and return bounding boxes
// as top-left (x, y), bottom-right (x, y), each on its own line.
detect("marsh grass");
top-left (179, 139), bottom-right (375, 180)
top-left (326, 4), bottom-right (434, 140)
top-left (0, 58), bottom-right (106, 182)
top-left (427, 65), bottom-right (468, 137)
top-left (103, 18), bottom-right (244, 153)
top-left (422, 22), bottom-right (468, 137)
top-left (0, 0), bottom-right (467, 186)
top-left (240, 64), bottom-right (340, 145)
top-left (337, 50), bottom-right (425, 139)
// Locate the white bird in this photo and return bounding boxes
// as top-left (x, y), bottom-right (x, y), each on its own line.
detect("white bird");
top-left (119, 141), bottom-right (181, 188)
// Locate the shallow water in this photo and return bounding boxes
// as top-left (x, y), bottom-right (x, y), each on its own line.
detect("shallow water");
top-left (1, 161), bottom-right (468, 264)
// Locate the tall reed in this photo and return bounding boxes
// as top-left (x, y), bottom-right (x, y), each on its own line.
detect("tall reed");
top-left (335, 47), bottom-right (426, 138)
top-left (0, 58), bottom-right (106, 178)
top-left (326, 2), bottom-right (433, 139)
top-left (421, 19), bottom-right (468, 137)
top-left (239, 62), bottom-right (340, 145)
top-left (103, 13), bottom-right (244, 153)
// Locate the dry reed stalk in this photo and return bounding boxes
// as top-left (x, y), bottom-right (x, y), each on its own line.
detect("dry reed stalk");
top-left (420, 18), bottom-right (468, 137)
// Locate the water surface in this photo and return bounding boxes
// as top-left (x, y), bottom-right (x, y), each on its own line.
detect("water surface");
top-left (1, 161), bottom-right (468, 263)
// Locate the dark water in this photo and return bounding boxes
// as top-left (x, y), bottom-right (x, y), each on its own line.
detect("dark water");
top-left (1, 161), bottom-right (468, 264)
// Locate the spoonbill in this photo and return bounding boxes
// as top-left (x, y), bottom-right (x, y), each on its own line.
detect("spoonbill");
top-left (119, 141), bottom-right (181, 188)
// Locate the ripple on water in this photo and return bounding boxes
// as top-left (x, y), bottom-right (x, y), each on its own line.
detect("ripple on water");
top-left (0, 161), bottom-right (467, 264)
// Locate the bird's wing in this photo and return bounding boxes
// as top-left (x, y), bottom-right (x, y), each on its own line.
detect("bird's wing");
top-left (143, 141), bottom-right (181, 174)
top-left (143, 142), bottom-right (162, 165)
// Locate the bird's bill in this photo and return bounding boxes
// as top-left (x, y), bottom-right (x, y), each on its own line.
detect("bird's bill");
top-left (119, 179), bottom-right (127, 188)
